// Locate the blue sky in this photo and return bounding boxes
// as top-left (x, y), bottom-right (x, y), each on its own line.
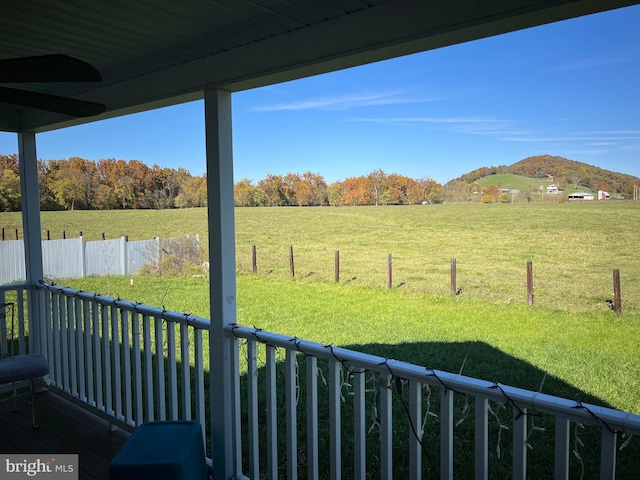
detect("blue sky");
top-left (1, 5), bottom-right (639, 185)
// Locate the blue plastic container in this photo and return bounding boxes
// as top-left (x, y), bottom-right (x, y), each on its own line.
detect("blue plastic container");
top-left (110, 421), bottom-right (208, 480)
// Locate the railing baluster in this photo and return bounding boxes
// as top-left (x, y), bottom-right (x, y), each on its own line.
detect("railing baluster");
top-left (266, 344), bottom-right (278, 479)
top-left (52, 293), bottom-right (61, 387)
top-left (131, 311), bottom-right (143, 425)
top-left (230, 331), bottom-right (242, 474)
top-left (67, 295), bottom-right (77, 396)
top-left (306, 355), bottom-right (319, 480)
top-left (247, 340), bottom-right (260, 480)
top-left (111, 305), bottom-right (122, 420)
top-left (35, 288), bottom-right (45, 355)
top-left (554, 417), bottom-right (570, 479)
top-left (84, 299), bottom-right (95, 407)
top-left (167, 322), bottom-right (178, 419)
top-left (75, 297), bottom-right (85, 401)
top-left (102, 304), bottom-right (113, 416)
top-left (43, 289), bottom-right (53, 371)
top-left (329, 358), bottom-right (342, 479)
top-left (143, 315), bottom-right (154, 421)
top-left (92, 300), bottom-right (103, 411)
top-left (154, 315), bottom-right (166, 421)
top-left (475, 397), bottom-right (488, 480)
top-left (0, 292), bottom-right (7, 355)
top-left (380, 372), bottom-right (393, 480)
top-left (59, 294), bottom-right (69, 392)
top-left (286, 348), bottom-right (298, 480)
top-left (409, 380), bottom-right (422, 480)
top-left (512, 407), bottom-right (527, 480)
top-left (440, 389), bottom-right (454, 480)
top-left (17, 289), bottom-right (25, 355)
top-left (600, 428), bottom-right (617, 479)
top-left (353, 368), bottom-right (366, 480)
top-left (180, 322), bottom-right (190, 420)
top-left (121, 309), bottom-right (133, 425)
top-left (194, 329), bottom-right (206, 443)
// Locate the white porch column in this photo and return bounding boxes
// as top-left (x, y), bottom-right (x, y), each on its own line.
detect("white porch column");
top-left (205, 88), bottom-right (239, 479)
top-left (18, 131), bottom-right (45, 353)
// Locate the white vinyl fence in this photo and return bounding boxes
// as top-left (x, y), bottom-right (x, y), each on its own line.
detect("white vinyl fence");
top-left (0, 236), bottom-right (198, 284)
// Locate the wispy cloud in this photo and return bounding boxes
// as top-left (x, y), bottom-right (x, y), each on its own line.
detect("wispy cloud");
top-left (350, 115), bottom-right (529, 137)
top-left (349, 117), bottom-right (640, 153)
top-left (555, 50), bottom-right (636, 71)
top-left (251, 90), bottom-right (429, 112)
top-left (504, 134), bottom-right (640, 142)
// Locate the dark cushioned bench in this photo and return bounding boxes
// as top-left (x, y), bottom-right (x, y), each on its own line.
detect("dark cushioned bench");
top-left (0, 353), bottom-right (49, 428)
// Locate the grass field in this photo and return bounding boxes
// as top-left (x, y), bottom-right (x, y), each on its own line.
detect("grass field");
top-left (1, 202), bottom-right (638, 313)
top-left (64, 273), bottom-right (640, 478)
top-left (6, 202), bottom-right (638, 476)
top-left (476, 173), bottom-right (594, 196)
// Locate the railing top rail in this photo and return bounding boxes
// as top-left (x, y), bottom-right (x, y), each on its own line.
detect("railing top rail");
top-left (229, 324), bottom-right (640, 436)
top-left (37, 281), bottom-right (210, 329)
top-left (0, 283), bottom-right (27, 293)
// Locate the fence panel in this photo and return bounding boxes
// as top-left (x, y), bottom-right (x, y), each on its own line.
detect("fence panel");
top-left (0, 240), bottom-right (25, 284)
top-left (1, 236), bottom-right (188, 283)
top-left (43, 238), bottom-right (83, 279)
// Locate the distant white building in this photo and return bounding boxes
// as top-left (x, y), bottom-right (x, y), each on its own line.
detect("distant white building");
top-left (598, 190), bottom-right (610, 200)
top-left (546, 184), bottom-right (559, 194)
top-left (567, 192), bottom-right (594, 200)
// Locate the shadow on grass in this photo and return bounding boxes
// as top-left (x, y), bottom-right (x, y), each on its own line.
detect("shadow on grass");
top-left (238, 339), bottom-right (640, 479)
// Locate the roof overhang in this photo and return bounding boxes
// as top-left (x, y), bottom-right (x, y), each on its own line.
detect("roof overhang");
top-left (1, 0), bottom-right (638, 133)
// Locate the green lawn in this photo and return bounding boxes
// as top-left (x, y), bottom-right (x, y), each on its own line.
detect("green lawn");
top-left (2, 202), bottom-right (638, 313)
top-left (65, 273), bottom-right (640, 478)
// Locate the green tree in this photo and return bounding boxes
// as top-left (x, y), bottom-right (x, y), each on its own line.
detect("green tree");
top-left (0, 169), bottom-right (21, 211)
top-left (327, 182), bottom-right (342, 206)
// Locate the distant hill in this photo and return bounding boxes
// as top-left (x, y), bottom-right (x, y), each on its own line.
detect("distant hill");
top-left (475, 174), bottom-right (591, 195)
top-left (447, 155), bottom-right (640, 197)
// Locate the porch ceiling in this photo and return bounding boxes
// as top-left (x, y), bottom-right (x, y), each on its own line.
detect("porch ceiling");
top-left (0, 0), bottom-right (637, 133)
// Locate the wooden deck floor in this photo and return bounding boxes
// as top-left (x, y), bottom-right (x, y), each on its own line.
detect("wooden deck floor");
top-left (0, 389), bottom-right (130, 480)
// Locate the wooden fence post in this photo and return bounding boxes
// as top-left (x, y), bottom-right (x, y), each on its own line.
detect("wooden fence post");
top-left (79, 231), bottom-right (83, 237)
top-left (102, 232), bottom-right (106, 240)
top-left (252, 245), bottom-right (257, 273)
top-left (1, 228), bottom-right (4, 241)
top-left (387, 253), bottom-right (392, 289)
top-left (289, 245), bottom-right (295, 277)
top-left (15, 229), bottom-right (18, 240)
top-left (527, 261), bottom-right (534, 305)
top-left (450, 258), bottom-right (457, 296)
top-left (63, 230), bottom-right (66, 239)
top-left (335, 250), bottom-right (340, 283)
top-left (47, 230), bottom-right (50, 240)
top-left (613, 269), bottom-right (622, 313)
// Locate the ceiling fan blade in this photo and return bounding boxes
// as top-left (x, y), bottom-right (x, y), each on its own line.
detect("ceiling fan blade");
top-left (0, 54), bottom-right (102, 83)
top-left (0, 86), bottom-right (105, 117)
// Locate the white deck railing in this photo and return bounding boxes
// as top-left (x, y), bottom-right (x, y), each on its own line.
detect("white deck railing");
top-left (27, 282), bottom-right (640, 478)
top-left (35, 282), bottom-right (210, 447)
top-left (0, 283), bottom-right (30, 358)
top-left (228, 325), bottom-right (640, 480)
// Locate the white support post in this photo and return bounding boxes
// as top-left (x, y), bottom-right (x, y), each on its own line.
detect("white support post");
top-left (205, 88), bottom-right (239, 480)
top-left (18, 131), bottom-right (45, 354)
top-left (121, 236), bottom-right (127, 275)
top-left (80, 236), bottom-right (86, 278)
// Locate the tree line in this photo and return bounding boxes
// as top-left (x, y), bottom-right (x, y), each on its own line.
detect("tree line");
top-left (0, 154), bottom-right (445, 211)
top-left (0, 154), bottom-right (206, 212)
top-left (234, 169), bottom-right (444, 207)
